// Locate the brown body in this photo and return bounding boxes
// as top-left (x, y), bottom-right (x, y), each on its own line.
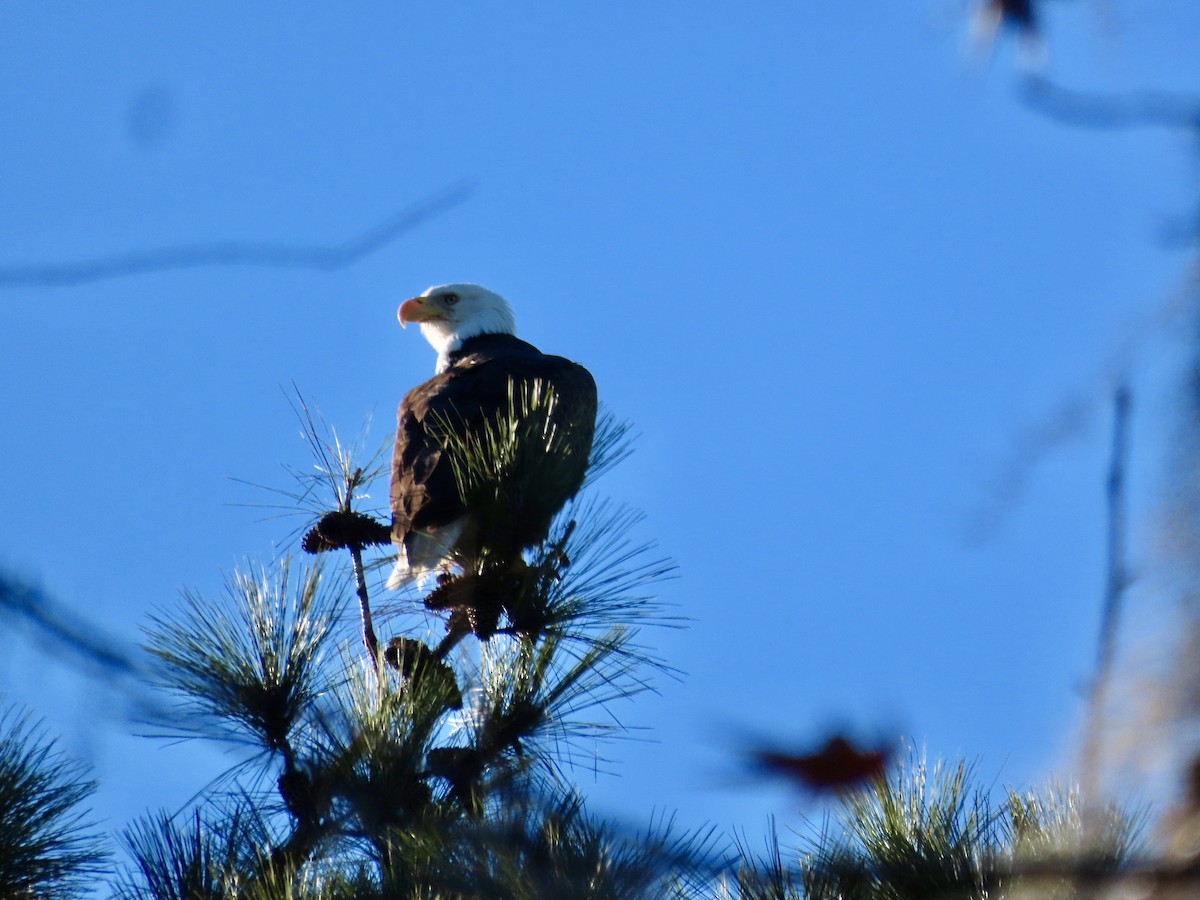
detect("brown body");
top-left (391, 332), bottom-right (597, 573)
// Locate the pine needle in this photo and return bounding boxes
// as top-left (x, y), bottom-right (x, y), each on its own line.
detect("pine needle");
top-left (144, 557), bottom-right (339, 753)
top-left (0, 709), bottom-right (105, 899)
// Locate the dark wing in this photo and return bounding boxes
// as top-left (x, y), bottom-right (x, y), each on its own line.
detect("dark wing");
top-left (391, 358), bottom-right (511, 545)
top-left (391, 348), bottom-right (597, 558)
top-left (499, 355), bottom-right (598, 546)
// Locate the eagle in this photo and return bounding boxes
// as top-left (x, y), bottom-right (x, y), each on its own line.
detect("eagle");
top-left (387, 283), bottom-right (597, 587)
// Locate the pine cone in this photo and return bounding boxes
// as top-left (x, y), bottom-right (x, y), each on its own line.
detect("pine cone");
top-left (424, 570), bottom-right (524, 640)
top-left (301, 510), bottom-right (391, 553)
top-left (301, 526), bottom-right (333, 554)
top-left (278, 769), bottom-right (316, 820)
top-left (384, 637), bottom-right (462, 710)
top-left (426, 746), bottom-right (483, 805)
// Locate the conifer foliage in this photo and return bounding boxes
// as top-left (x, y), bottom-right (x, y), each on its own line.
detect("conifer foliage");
top-left (736, 753), bottom-right (1139, 900)
top-left (0, 389), bottom-right (1142, 897)
top-left (110, 391), bottom-right (704, 898)
top-left (0, 709), bottom-right (105, 898)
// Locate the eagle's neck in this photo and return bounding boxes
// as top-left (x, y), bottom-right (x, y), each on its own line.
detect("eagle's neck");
top-left (440, 333), bottom-right (541, 371)
top-left (427, 327), bottom-right (519, 373)
top-left (421, 301), bottom-right (518, 373)
top-left (427, 332), bottom-right (460, 374)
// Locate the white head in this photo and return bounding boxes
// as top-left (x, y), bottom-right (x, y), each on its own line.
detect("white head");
top-left (398, 283), bottom-right (517, 372)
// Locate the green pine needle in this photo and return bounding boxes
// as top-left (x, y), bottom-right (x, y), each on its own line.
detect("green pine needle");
top-left (428, 378), bottom-right (594, 571)
top-left (769, 748), bottom-right (1143, 900)
top-left (293, 653), bottom-right (460, 838)
top-left (435, 379), bottom-right (583, 503)
top-left (230, 387), bottom-right (391, 546)
top-left (582, 405), bottom-right (636, 488)
top-left (113, 807), bottom-right (286, 900)
top-left (286, 388), bottom-right (391, 518)
top-left (375, 787), bottom-right (713, 899)
top-left (541, 497), bottom-right (681, 638)
top-left (145, 557), bottom-right (338, 753)
top-left (839, 754), bottom-right (998, 898)
top-left (0, 709), bottom-right (105, 899)
top-left (1003, 782), bottom-right (1143, 881)
top-left (465, 627), bottom-right (654, 787)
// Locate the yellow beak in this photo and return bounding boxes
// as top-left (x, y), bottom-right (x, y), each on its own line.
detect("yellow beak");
top-left (398, 296), bottom-right (433, 328)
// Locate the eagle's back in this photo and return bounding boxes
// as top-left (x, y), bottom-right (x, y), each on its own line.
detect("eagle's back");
top-left (391, 333), bottom-right (597, 566)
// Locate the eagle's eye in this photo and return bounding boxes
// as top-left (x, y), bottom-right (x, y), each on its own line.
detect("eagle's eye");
top-left (442, 292), bottom-right (460, 306)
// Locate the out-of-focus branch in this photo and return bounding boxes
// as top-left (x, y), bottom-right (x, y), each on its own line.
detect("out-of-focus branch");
top-left (1018, 78), bottom-right (1200, 247)
top-left (0, 572), bottom-right (168, 720)
top-left (967, 273), bottom-right (1199, 542)
top-left (1079, 384), bottom-right (1132, 816)
top-left (1021, 77), bottom-right (1200, 131)
top-left (0, 180), bottom-right (473, 288)
top-left (0, 574), bottom-right (142, 679)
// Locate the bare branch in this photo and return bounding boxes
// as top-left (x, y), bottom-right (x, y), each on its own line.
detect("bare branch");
top-left (967, 271), bottom-right (1199, 541)
top-left (1079, 384), bottom-right (1132, 815)
top-left (0, 180), bottom-right (474, 289)
top-left (0, 572), bottom-right (170, 722)
top-left (1021, 77), bottom-right (1200, 131)
top-left (0, 574), bottom-right (142, 680)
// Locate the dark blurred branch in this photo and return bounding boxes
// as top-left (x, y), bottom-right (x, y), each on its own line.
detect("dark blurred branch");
top-left (0, 572), bottom-right (165, 719)
top-left (0, 181), bottom-right (473, 288)
top-left (1021, 77), bottom-right (1200, 131)
top-left (967, 272), bottom-right (1199, 542)
top-left (1079, 384), bottom-right (1131, 813)
top-left (966, 393), bottom-right (1093, 543)
top-left (0, 574), bottom-right (141, 678)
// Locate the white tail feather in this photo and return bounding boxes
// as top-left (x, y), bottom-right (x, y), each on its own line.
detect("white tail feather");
top-left (386, 518), bottom-right (468, 589)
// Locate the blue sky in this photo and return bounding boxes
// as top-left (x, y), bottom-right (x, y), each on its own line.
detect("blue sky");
top-left (2, 1), bottom-right (1199, 858)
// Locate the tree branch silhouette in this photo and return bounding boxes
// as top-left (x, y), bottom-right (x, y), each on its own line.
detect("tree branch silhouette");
top-left (0, 575), bottom-right (141, 679)
top-left (1079, 385), bottom-right (1131, 823)
top-left (1021, 77), bottom-right (1200, 131)
top-left (0, 180), bottom-right (473, 289)
top-left (0, 572), bottom-right (169, 721)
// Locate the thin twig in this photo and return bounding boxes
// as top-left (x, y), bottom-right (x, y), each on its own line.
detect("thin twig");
top-left (967, 272), bottom-right (1200, 541)
top-left (1080, 384), bottom-right (1132, 819)
top-left (349, 545), bottom-right (379, 670)
top-left (0, 180), bottom-right (473, 288)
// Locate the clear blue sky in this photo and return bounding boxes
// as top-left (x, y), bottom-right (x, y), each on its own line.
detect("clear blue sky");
top-left (2, 0), bottom-right (1198, 860)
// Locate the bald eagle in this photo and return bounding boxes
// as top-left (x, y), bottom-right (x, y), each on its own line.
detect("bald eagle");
top-left (388, 284), bottom-right (597, 587)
